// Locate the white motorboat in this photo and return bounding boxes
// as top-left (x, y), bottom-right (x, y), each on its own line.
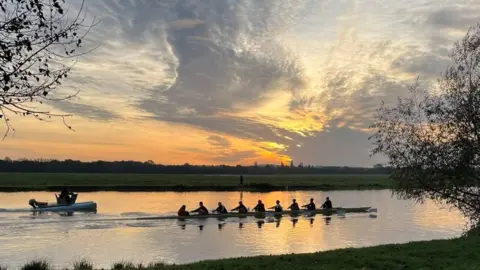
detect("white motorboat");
top-left (28, 193), bottom-right (97, 212)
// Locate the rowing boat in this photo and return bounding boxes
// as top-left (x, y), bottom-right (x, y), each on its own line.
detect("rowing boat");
top-left (137, 207), bottom-right (374, 220)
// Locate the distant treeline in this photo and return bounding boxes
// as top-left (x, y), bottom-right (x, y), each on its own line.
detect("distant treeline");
top-left (0, 158), bottom-right (391, 174)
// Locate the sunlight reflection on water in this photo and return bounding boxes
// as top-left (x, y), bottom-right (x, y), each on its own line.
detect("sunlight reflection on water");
top-left (0, 190), bottom-right (467, 269)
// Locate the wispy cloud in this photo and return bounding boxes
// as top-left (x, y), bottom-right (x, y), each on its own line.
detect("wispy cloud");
top-left (207, 135), bottom-right (231, 148)
top-left (5, 0), bottom-right (480, 166)
top-left (48, 100), bottom-right (119, 121)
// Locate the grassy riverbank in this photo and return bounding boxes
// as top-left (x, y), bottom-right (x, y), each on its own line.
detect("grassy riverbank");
top-left (0, 173), bottom-right (391, 192)
top-left (10, 234), bottom-right (480, 270)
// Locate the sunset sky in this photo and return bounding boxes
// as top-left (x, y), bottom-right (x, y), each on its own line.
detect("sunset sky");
top-left (1, 0), bottom-right (479, 166)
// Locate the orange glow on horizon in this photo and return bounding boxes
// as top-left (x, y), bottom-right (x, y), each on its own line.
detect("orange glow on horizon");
top-left (0, 114), bottom-right (293, 165)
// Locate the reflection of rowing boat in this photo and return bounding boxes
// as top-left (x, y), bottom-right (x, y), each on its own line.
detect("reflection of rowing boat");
top-left (139, 207), bottom-right (375, 220)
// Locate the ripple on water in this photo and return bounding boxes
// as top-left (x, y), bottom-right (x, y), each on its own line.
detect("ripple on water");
top-left (120, 212), bottom-right (152, 217)
top-left (78, 223), bottom-right (118, 230)
top-left (125, 222), bottom-right (160, 228)
top-left (0, 190), bottom-right (468, 270)
top-left (17, 215), bottom-right (35, 219)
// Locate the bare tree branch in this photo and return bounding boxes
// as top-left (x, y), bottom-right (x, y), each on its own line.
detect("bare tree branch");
top-left (0, 0), bottom-right (97, 137)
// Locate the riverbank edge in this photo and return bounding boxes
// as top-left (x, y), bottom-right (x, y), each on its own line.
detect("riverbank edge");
top-left (0, 184), bottom-right (391, 192)
top-left (10, 234), bottom-right (479, 270)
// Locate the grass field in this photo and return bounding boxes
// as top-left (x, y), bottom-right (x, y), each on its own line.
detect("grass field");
top-left (10, 234), bottom-right (480, 270)
top-left (0, 173), bottom-right (392, 192)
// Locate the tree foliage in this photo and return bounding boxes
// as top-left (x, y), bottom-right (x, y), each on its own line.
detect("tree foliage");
top-left (0, 0), bottom-right (95, 137)
top-left (370, 23), bottom-right (480, 225)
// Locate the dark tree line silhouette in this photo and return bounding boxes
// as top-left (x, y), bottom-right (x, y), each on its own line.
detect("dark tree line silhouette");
top-left (0, 158), bottom-right (391, 174)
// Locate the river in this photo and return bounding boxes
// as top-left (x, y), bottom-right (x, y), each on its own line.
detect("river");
top-left (0, 190), bottom-right (467, 269)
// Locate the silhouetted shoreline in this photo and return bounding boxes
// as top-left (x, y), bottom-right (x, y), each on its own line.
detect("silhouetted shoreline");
top-left (0, 183), bottom-right (390, 192)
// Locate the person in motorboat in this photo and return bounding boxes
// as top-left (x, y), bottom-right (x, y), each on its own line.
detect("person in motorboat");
top-left (253, 200), bottom-right (265, 212)
top-left (190, 201), bottom-right (209, 215)
top-left (27, 198), bottom-right (96, 212)
top-left (287, 199), bottom-right (300, 211)
top-left (231, 201), bottom-right (248, 213)
top-left (269, 200), bottom-right (283, 212)
top-left (58, 187), bottom-right (74, 205)
top-left (178, 205), bottom-right (190, 216)
top-left (302, 198), bottom-right (316, 210)
top-left (213, 202), bottom-right (228, 214)
top-left (322, 197), bottom-right (333, 209)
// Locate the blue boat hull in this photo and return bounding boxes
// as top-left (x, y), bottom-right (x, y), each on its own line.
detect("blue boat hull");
top-left (32, 201), bottom-right (97, 212)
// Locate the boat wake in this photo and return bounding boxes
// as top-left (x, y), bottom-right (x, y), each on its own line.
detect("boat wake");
top-left (120, 212), bottom-right (153, 217)
top-left (79, 223), bottom-right (117, 230)
top-left (125, 222), bottom-right (160, 228)
top-left (0, 208), bottom-right (32, 213)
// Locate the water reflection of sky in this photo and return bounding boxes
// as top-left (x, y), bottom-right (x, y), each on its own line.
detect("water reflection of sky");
top-left (0, 190), bottom-right (468, 269)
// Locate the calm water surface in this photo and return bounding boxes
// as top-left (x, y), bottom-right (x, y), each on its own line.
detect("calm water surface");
top-left (0, 190), bottom-right (467, 269)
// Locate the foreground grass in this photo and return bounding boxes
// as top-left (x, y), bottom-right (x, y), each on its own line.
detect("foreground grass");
top-left (11, 235), bottom-right (480, 270)
top-left (159, 236), bottom-right (480, 270)
top-left (20, 260), bottom-right (50, 270)
top-left (73, 260), bottom-right (94, 270)
top-left (0, 173), bottom-right (391, 192)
